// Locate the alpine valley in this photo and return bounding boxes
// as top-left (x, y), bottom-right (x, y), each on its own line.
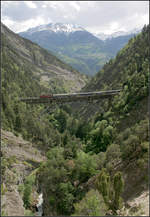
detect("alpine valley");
top-left (19, 23), bottom-right (141, 75)
top-left (1, 21), bottom-right (149, 217)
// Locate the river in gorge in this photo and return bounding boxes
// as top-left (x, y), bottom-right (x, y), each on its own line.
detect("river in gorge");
top-left (36, 193), bottom-right (43, 216)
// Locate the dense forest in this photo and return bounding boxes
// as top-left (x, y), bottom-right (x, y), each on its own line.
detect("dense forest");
top-left (1, 24), bottom-right (149, 216)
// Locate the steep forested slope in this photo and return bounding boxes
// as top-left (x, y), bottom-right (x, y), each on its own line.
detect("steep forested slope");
top-left (1, 22), bottom-right (88, 143)
top-left (79, 24), bottom-right (149, 122)
top-left (1, 23), bottom-right (87, 216)
top-left (37, 25), bottom-right (149, 216)
top-left (75, 24), bottom-right (149, 204)
top-left (77, 24), bottom-right (149, 174)
top-left (2, 23), bottom-right (87, 94)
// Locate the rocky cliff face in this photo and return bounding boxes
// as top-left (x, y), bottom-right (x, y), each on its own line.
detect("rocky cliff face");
top-left (1, 130), bottom-right (46, 216)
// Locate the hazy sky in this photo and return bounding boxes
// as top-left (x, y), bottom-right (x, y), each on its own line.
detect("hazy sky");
top-left (1, 1), bottom-right (149, 34)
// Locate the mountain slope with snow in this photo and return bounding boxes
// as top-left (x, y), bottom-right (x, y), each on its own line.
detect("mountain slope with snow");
top-left (93, 28), bottom-right (141, 40)
top-left (19, 23), bottom-right (142, 75)
top-left (26, 23), bottom-right (85, 35)
top-left (19, 23), bottom-right (108, 75)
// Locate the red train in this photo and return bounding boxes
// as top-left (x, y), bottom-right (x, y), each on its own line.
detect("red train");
top-left (40, 95), bottom-right (53, 98)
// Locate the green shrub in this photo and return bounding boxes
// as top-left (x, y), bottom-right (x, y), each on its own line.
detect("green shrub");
top-left (97, 152), bottom-right (106, 170)
top-left (23, 183), bottom-right (32, 209)
top-left (1, 183), bottom-right (8, 195)
top-left (137, 158), bottom-right (146, 169)
top-left (73, 150), bottom-right (98, 182)
top-left (106, 143), bottom-right (121, 172)
top-left (18, 184), bottom-right (25, 195)
top-left (22, 173), bottom-right (36, 209)
top-left (58, 182), bottom-right (75, 214)
top-left (24, 209), bottom-right (34, 216)
top-left (73, 189), bottom-right (108, 216)
top-left (122, 135), bottom-right (140, 159)
top-left (1, 210), bottom-right (8, 216)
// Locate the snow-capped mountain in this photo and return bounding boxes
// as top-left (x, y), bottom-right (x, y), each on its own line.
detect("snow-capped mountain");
top-left (25, 23), bottom-right (85, 35)
top-left (19, 22), bottom-right (142, 75)
top-left (93, 28), bottom-right (142, 40)
top-left (19, 22), bottom-right (103, 75)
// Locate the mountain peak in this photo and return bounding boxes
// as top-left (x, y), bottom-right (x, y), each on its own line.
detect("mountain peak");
top-left (23, 23), bottom-right (85, 35)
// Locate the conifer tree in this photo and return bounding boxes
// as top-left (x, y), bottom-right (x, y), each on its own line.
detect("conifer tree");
top-left (95, 169), bottom-right (124, 213)
top-left (113, 171), bottom-right (124, 210)
top-left (95, 168), bottom-right (110, 204)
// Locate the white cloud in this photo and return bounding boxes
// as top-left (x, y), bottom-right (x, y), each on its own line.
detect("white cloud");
top-left (138, 13), bottom-right (149, 27)
top-left (24, 1), bottom-right (37, 9)
top-left (70, 2), bottom-right (81, 12)
top-left (109, 22), bottom-right (120, 32)
top-left (2, 16), bottom-right (51, 33)
top-left (1, 16), bottom-right (15, 28)
top-left (42, 4), bottom-right (47, 8)
top-left (1, 1), bottom-right (149, 34)
top-left (15, 17), bottom-right (47, 32)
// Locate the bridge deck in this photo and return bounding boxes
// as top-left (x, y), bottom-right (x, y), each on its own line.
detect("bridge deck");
top-left (20, 90), bottom-right (121, 104)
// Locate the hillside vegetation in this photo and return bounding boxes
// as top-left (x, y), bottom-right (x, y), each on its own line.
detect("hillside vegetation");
top-left (2, 23), bottom-right (87, 94)
top-left (36, 25), bottom-right (149, 216)
top-left (1, 24), bottom-right (149, 216)
top-left (1, 22), bottom-right (88, 146)
top-left (1, 23), bottom-right (87, 216)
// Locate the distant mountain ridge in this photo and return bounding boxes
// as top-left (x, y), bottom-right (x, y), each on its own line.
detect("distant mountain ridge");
top-left (93, 28), bottom-right (141, 40)
top-left (19, 23), bottom-right (106, 75)
top-left (19, 23), bottom-right (142, 75)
